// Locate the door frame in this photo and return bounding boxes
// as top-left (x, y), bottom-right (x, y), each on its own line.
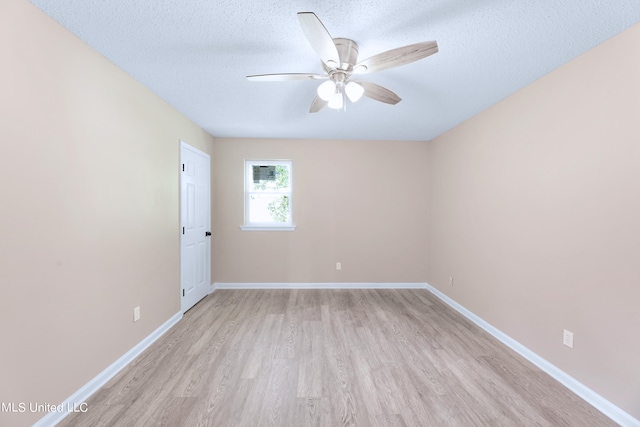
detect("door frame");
top-left (179, 140), bottom-right (211, 313)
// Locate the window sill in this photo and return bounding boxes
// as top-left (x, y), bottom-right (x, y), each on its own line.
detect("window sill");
top-left (239, 225), bottom-right (296, 232)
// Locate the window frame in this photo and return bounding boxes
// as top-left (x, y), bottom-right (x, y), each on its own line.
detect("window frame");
top-left (240, 159), bottom-right (295, 231)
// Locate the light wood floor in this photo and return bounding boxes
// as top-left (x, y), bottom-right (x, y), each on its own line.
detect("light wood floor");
top-left (59, 289), bottom-right (615, 426)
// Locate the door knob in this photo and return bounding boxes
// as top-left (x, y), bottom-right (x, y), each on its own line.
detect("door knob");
top-left (205, 231), bottom-right (212, 236)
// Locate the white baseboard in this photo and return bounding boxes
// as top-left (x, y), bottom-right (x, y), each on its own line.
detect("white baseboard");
top-left (424, 283), bottom-right (639, 427)
top-left (34, 311), bottom-right (182, 427)
top-left (212, 282), bottom-right (429, 290)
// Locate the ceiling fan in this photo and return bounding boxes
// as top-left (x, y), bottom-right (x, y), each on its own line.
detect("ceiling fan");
top-left (247, 12), bottom-right (439, 112)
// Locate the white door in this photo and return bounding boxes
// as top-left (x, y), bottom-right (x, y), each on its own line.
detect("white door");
top-left (180, 141), bottom-right (211, 312)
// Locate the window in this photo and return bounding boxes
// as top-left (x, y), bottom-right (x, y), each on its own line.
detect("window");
top-left (241, 160), bottom-right (295, 231)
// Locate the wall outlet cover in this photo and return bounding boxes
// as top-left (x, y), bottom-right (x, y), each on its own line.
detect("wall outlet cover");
top-left (563, 329), bottom-right (574, 348)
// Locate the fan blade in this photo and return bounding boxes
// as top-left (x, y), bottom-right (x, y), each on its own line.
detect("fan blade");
top-left (354, 41), bottom-right (438, 74)
top-left (247, 73), bottom-right (326, 81)
top-left (297, 12), bottom-right (340, 67)
top-left (357, 81), bottom-right (401, 105)
top-left (309, 95), bottom-right (328, 113)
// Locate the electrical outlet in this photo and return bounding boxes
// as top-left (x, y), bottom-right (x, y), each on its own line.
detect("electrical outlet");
top-left (563, 329), bottom-right (573, 348)
top-left (134, 306), bottom-right (141, 322)
top-left (449, 276), bottom-right (453, 286)
top-left (336, 262), bottom-right (342, 271)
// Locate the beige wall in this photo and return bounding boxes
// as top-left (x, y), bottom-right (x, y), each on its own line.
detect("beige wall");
top-left (212, 138), bottom-right (429, 283)
top-left (428, 23), bottom-right (640, 419)
top-left (0, 1), bottom-right (214, 426)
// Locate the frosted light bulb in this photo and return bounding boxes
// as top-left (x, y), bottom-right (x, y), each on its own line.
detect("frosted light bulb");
top-left (328, 90), bottom-right (344, 109)
top-left (345, 81), bottom-right (365, 102)
top-left (317, 80), bottom-right (336, 101)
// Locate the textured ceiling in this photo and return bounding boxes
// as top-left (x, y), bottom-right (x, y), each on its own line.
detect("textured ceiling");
top-left (29, 0), bottom-right (640, 141)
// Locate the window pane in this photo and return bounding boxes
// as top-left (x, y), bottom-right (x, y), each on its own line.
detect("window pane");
top-left (251, 165), bottom-right (290, 192)
top-left (249, 194), bottom-right (290, 223)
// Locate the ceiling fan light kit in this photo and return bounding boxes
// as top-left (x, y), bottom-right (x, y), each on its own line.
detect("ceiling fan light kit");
top-left (316, 69), bottom-right (364, 109)
top-left (247, 12), bottom-right (439, 113)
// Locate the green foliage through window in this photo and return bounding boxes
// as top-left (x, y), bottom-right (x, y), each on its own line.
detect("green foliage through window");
top-left (253, 165), bottom-right (289, 191)
top-left (267, 195), bottom-right (289, 222)
top-left (249, 164), bottom-right (291, 223)
top-left (266, 166), bottom-right (289, 222)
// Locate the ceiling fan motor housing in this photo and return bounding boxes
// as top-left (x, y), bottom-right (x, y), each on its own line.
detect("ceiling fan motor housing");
top-left (333, 38), bottom-right (359, 70)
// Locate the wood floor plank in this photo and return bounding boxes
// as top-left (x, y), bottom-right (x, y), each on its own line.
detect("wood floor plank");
top-left (273, 303), bottom-right (302, 359)
top-left (296, 320), bottom-right (324, 398)
top-left (374, 414), bottom-right (408, 427)
top-left (230, 378), bottom-right (267, 427)
top-left (296, 396), bottom-right (331, 427)
top-left (260, 357), bottom-right (299, 427)
top-left (58, 290), bottom-right (617, 427)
